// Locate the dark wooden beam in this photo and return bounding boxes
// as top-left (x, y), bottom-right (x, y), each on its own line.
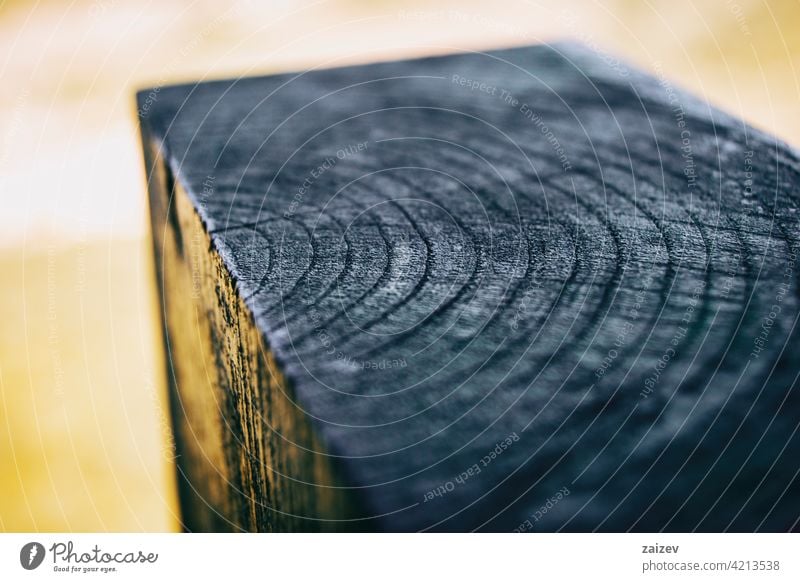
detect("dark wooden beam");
top-left (138, 43), bottom-right (800, 532)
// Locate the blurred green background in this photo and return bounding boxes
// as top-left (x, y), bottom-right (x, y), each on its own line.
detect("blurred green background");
top-left (0, 0), bottom-right (798, 532)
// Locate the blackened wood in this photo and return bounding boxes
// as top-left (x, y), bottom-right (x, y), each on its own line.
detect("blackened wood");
top-left (139, 42), bottom-right (800, 532)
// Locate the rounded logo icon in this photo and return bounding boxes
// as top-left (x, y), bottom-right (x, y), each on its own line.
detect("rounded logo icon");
top-left (20, 542), bottom-right (46, 570)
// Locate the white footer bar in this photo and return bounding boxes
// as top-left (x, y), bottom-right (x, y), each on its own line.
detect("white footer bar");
top-left (0, 533), bottom-right (796, 581)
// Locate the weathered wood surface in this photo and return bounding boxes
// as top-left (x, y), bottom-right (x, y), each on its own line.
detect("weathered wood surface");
top-left (139, 43), bottom-right (800, 532)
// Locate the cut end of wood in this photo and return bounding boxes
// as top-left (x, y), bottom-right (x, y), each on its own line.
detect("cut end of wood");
top-left (140, 43), bottom-right (800, 532)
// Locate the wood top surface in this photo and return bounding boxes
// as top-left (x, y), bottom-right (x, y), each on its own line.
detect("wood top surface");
top-left (139, 43), bottom-right (800, 531)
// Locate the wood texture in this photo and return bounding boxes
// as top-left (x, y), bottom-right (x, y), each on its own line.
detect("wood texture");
top-left (139, 43), bottom-right (800, 532)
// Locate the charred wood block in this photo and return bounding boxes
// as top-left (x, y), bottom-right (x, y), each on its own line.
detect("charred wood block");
top-left (138, 43), bottom-right (800, 532)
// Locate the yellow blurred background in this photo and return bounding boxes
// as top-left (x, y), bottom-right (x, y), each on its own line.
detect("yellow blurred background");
top-left (0, 0), bottom-right (798, 532)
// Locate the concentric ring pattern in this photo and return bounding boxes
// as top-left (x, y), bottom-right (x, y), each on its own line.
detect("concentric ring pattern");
top-left (140, 43), bottom-right (800, 531)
